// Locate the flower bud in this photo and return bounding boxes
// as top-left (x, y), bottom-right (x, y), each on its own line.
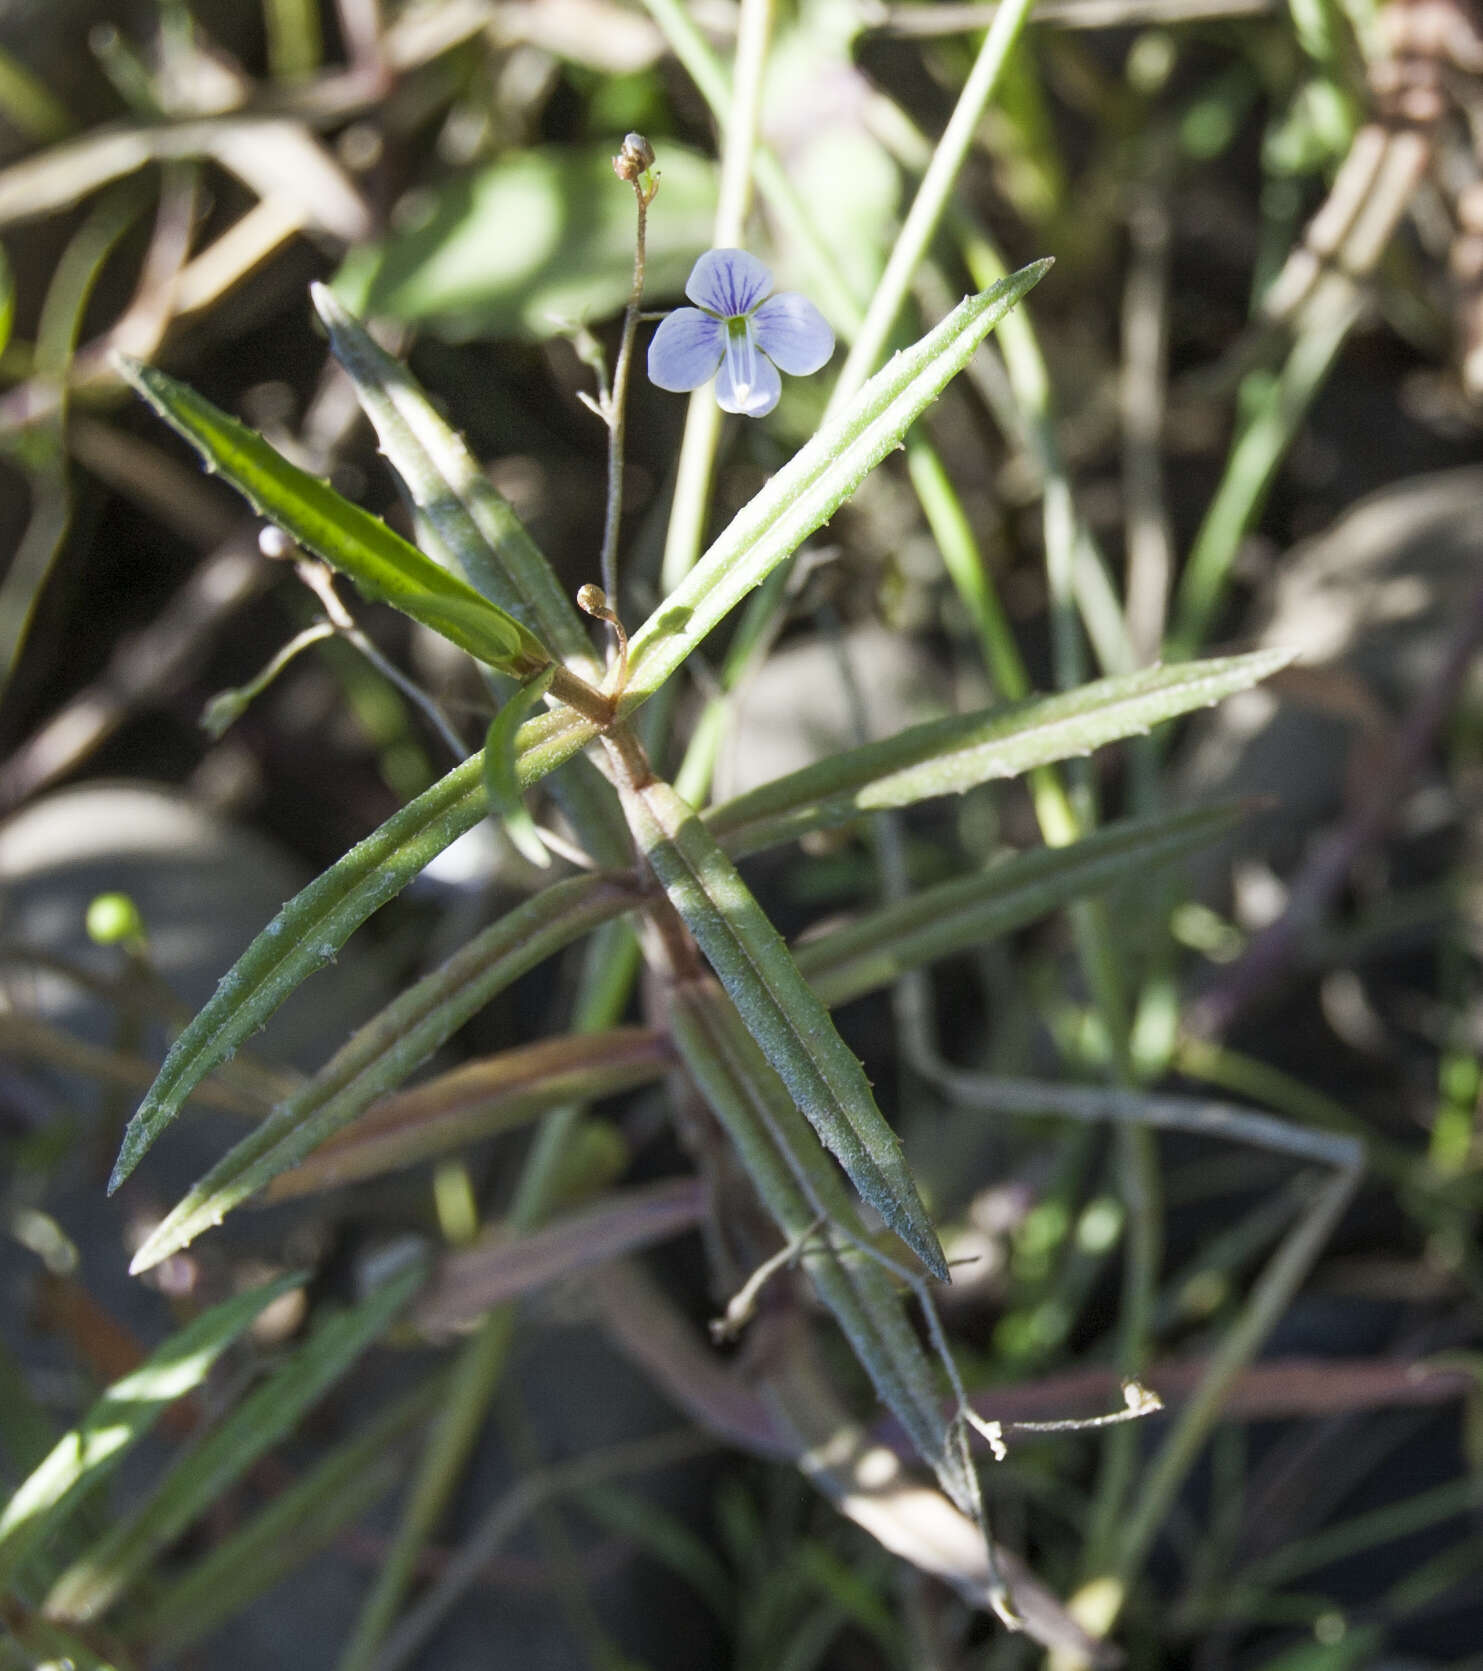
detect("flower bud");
top-left (612, 132), bottom-right (655, 183)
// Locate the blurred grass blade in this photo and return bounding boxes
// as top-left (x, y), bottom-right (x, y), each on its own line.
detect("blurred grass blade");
top-left (485, 667), bottom-right (557, 868)
top-left (415, 1178), bottom-right (707, 1336)
top-left (614, 756), bottom-right (947, 1281)
top-left (577, 1484), bottom-right (733, 1621)
top-left (109, 708), bottom-right (598, 1195)
top-left (0, 185), bottom-right (145, 702)
top-left (668, 983), bottom-right (976, 1514)
top-left (126, 875), bottom-right (634, 1271)
top-left (266, 1027), bottom-right (668, 1200)
top-left (135, 1376), bottom-right (447, 1659)
top-left (115, 355), bottom-right (553, 675)
top-left (709, 652), bottom-right (1292, 857)
top-left (311, 283), bottom-right (599, 674)
top-left (0, 240), bottom-right (13, 358)
top-left (43, 1259), bottom-right (424, 1624)
top-left (5, 1614), bottom-right (116, 1671)
top-left (799, 803), bottom-right (1242, 1006)
top-left (0, 1272), bottom-right (303, 1590)
top-left (620, 263), bottom-right (1051, 708)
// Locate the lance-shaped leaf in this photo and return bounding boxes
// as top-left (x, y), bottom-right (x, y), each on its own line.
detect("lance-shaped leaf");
top-left (797, 802), bottom-right (1244, 1006)
top-left (266, 1028), bottom-right (669, 1200)
top-left (610, 747), bottom-right (947, 1281)
top-left (618, 262), bottom-right (1051, 708)
top-left (134, 1376), bottom-right (447, 1660)
top-left (0, 1272), bottom-right (304, 1590)
top-left (485, 666), bottom-right (557, 868)
top-left (127, 875), bottom-right (634, 1272)
top-left (142, 801), bottom-right (1234, 1266)
top-left (109, 705), bottom-right (596, 1195)
top-left (415, 1178), bottom-right (708, 1337)
top-left (709, 650), bottom-right (1295, 857)
top-left (668, 983), bottom-right (977, 1517)
top-left (43, 1258), bottom-right (424, 1624)
top-left (115, 355), bottom-right (553, 677)
top-left (259, 805), bottom-right (1239, 1197)
top-left (311, 283), bottom-right (600, 676)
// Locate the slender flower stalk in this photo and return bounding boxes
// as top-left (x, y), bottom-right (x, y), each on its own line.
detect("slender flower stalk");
top-left (600, 134), bottom-right (659, 614)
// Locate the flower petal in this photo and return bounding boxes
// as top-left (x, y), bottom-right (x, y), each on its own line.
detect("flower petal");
top-left (686, 248), bottom-right (773, 319)
top-left (752, 293), bottom-right (835, 376)
top-left (715, 321), bottom-right (781, 416)
top-left (647, 308), bottom-right (725, 391)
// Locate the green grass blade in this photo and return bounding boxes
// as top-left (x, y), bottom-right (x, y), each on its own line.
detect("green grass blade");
top-left (0, 1272), bottom-right (303, 1590)
top-left (709, 651), bottom-right (1292, 857)
top-left (114, 355), bottom-right (552, 675)
top-left (798, 803), bottom-right (1244, 1006)
top-left (135, 1376), bottom-right (448, 1659)
top-left (485, 667), bottom-right (557, 868)
top-left (619, 263), bottom-right (1051, 708)
top-left (614, 758), bottom-right (946, 1280)
top-left (127, 874), bottom-right (633, 1272)
top-left (42, 1259), bottom-right (424, 1624)
top-left (310, 283), bottom-right (599, 675)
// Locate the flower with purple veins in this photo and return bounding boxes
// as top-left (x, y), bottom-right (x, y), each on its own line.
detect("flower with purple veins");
top-left (647, 248), bottom-right (835, 418)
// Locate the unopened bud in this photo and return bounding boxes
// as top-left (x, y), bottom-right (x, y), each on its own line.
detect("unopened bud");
top-left (612, 132), bottom-right (655, 184)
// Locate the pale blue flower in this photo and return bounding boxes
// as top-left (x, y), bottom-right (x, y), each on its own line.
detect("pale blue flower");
top-left (647, 248), bottom-right (834, 417)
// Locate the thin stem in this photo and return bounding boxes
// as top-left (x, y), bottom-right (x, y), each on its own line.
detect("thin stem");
top-left (826, 0), bottom-right (1040, 417)
top-left (658, 0), bottom-right (774, 598)
top-left (599, 171), bottom-right (655, 611)
top-left (294, 562), bottom-right (468, 759)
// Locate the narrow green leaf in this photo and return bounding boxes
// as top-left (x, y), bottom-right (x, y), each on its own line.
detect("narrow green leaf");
top-left (127, 875), bottom-right (634, 1271)
top-left (135, 1376), bottom-right (447, 1659)
top-left (132, 799), bottom-right (1233, 1254)
top-left (613, 755), bottom-right (947, 1281)
top-left (798, 803), bottom-right (1245, 1006)
top-left (619, 263), bottom-right (1051, 708)
top-left (667, 984), bottom-right (976, 1514)
top-left (310, 283), bottom-right (599, 673)
top-left (485, 666), bottom-right (558, 868)
top-left (114, 354), bottom-right (553, 675)
top-left (110, 754), bottom-right (485, 1192)
top-left (108, 712), bottom-right (597, 1194)
top-left (43, 1259), bottom-right (424, 1624)
top-left (265, 1028), bottom-right (668, 1200)
top-left (0, 1272), bottom-right (303, 1590)
top-left (709, 651), bottom-right (1294, 857)
top-left (268, 805), bottom-right (1242, 1196)
top-left (415, 1178), bottom-right (706, 1336)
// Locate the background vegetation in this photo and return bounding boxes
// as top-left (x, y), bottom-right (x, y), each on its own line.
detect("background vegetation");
top-left (1, 1), bottom-right (1481, 1668)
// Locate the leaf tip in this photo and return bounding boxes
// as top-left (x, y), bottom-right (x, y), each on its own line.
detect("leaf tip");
top-left (309, 280), bottom-right (350, 333)
top-left (107, 1133), bottom-right (142, 1197)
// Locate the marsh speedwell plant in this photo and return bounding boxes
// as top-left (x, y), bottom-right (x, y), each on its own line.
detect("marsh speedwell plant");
top-left (1, 122), bottom-right (1369, 1671)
